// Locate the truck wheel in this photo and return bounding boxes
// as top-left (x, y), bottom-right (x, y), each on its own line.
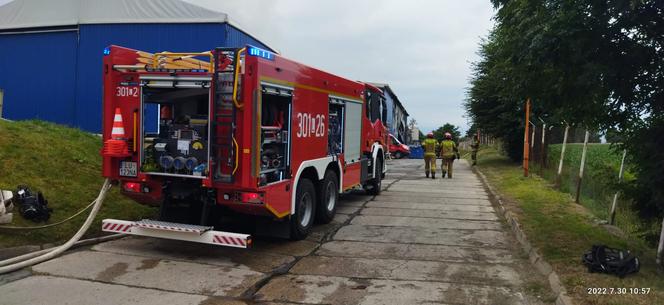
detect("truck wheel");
top-left (316, 171), bottom-right (338, 224)
top-left (367, 157), bottom-right (383, 195)
top-left (394, 151), bottom-right (403, 159)
top-left (290, 178), bottom-right (316, 240)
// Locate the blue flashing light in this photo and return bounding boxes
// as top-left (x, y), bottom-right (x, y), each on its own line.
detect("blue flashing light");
top-left (103, 47), bottom-right (111, 56)
top-left (247, 46), bottom-right (274, 61)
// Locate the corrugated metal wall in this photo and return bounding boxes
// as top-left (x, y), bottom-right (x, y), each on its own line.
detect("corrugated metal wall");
top-left (0, 23), bottom-right (271, 132)
top-left (383, 92), bottom-right (395, 135)
top-left (76, 23), bottom-right (271, 132)
top-left (224, 24), bottom-right (269, 49)
top-left (0, 30), bottom-right (78, 125)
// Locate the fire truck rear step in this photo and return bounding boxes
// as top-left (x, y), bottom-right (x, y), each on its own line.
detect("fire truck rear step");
top-left (102, 219), bottom-right (251, 248)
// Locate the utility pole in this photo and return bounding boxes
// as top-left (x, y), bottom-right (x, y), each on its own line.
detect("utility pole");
top-left (523, 98), bottom-right (531, 177)
top-left (575, 129), bottom-right (590, 203)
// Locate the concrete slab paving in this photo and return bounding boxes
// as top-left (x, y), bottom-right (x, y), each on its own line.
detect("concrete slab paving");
top-left (394, 180), bottom-right (486, 189)
top-left (387, 186), bottom-right (489, 195)
top-left (0, 158), bottom-right (552, 305)
top-left (373, 195), bottom-right (493, 205)
top-left (255, 274), bottom-right (528, 305)
top-left (334, 224), bottom-right (512, 248)
top-left (32, 251), bottom-right (264, 297)
top-left (366, 201), bottom-right (496, 212)
top-left (316, 240), bottom-right (516, 263)
top-left (336, 205), bottom-right (362, 214)
top-left (0, 276), bottom-right (216, 305)
top-left (361, 207), bottom-right (499, 221)
top-left (251, 239), bottom-right (320, 257)
top-left (378, 191), bottom-right (490, 200)
top-left (93, 237), bottom-right (294, 273)
top-left (336, 199), bottom-right (366, 207)
top-left (351, 215), bottom-right (503, 230)
top-left (291, 256), bottom-right (523, 286)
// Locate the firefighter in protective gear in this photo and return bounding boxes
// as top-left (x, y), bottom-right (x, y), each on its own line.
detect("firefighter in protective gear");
top-left (440, 132), bottom-right (459, 178)
top-left (422, 133), bottom-right (438, 179)
top-left (471, 135), bottom-right (480, 166)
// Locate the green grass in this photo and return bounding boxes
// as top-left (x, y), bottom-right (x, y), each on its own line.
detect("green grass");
top-left (474, 147), bottom-right (663, 305)
top-left (0, 120), bottom-right (155, 248)
top-left (537, 144), bottom-right (650, 242)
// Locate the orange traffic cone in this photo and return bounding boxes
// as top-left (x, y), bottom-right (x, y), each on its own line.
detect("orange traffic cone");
top-left (111, 108), bottom-right (126, 140)
top-left (102, 107), bottom-right (130, 157)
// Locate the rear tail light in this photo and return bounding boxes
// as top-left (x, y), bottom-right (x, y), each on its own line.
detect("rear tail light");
top-left (123, 182), bottom-right (151, 193)
top-left (123, 182), bottom-right (142, 193)
top-left (240, 192), bottom-right (263, 204)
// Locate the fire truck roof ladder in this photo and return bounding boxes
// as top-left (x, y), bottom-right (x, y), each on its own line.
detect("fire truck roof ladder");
top-left (212, 47), bottom-right (244, 182)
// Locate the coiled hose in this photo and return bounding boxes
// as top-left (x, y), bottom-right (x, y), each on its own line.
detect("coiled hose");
top-left (0, 179), bottom-right (112, 274)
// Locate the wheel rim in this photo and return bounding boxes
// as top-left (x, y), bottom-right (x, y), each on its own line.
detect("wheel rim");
top-left (299, 192), bottom-right (313, 227)
top-left (325, 181), bottom-right (336, 211)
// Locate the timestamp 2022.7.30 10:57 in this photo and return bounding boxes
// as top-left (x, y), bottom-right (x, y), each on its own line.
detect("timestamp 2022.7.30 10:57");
top-left (587, 287), bottom-right (651, 295)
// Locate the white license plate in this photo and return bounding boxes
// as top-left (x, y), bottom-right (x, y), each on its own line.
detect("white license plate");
top-left (119, 161), bottom-right (137, 177)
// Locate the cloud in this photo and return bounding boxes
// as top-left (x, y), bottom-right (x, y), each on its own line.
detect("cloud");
top-left (0, 0), bottom-right (494, 134)
top-left (188, 0), bottom-right (495, 133)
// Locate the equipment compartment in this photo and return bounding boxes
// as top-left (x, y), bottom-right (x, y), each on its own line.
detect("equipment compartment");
top-left (259, 84), bottom-right (292, 186)
top-left (328, 100), bottom-right (345, 156)
top-left (140, 81), bottom-right (211, 178)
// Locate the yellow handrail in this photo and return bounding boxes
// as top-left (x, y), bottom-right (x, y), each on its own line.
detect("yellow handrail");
top-left (232, 136), bottom-right (239, 175)
top-left (231, 48), bottom-right (246, 109)
top-left (151, 52), bottom-right (214, 71)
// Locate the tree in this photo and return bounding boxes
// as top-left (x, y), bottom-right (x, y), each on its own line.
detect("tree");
top-left (433, 123), bottom-right (461, 143)
top-left (467, 0), bottom-right (664, 229)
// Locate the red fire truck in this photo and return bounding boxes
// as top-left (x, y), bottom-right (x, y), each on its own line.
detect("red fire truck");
top-left (100, 45), bottom-right (389, 248)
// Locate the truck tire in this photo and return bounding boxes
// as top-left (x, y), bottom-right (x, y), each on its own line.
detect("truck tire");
top-left (394, 151), bottom-right (403, 159)
top-left (316, 171), bottom-right (338, 224)
top-left (290, 178), bottom-right (316, 240)
top-left (367, 157), bottom-right (383, 195)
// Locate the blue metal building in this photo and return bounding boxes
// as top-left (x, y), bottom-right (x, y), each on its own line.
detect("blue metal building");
top-left (0, 0), bottom-right (274, 132)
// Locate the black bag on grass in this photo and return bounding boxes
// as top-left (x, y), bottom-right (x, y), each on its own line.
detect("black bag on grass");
top-left (15, 185), bottom-right (52, 222)
top-left (582, 244), bottom-right (639, 278)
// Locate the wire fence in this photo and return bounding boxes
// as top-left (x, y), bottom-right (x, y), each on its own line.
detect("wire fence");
top-left (521, 123), bottom-right (663, 252)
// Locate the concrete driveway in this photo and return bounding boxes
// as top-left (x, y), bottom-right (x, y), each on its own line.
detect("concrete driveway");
top-left (0, 158), bottom-right (552, 305)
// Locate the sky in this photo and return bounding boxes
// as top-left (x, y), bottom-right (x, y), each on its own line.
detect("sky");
top-left (186, 0), bottom-right (496, 134)
top-left (0, 0), bottom-right (496, 134)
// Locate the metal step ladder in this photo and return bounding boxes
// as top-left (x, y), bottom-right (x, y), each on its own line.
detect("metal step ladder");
top-left (211, 48), bottom-right (244, 182)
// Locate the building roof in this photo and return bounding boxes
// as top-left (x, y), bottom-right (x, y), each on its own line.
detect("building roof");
top-left (0, 0), bottom-right (276, 51)
top-left (367, 82), bottom-right (409, 116)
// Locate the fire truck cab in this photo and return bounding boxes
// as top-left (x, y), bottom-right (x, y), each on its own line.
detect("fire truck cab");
top-left (100, 45), bottom-right (388, 247)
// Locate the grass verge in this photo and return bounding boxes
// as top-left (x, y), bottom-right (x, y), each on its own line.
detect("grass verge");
top-left (474, 146), bottom-right (663, 305)
top-left (538, 144), bottom-right (651, 241)
top-left (0, 120), bottom-right (155, 248)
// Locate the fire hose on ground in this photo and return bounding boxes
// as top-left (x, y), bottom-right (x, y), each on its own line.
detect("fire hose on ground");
top-left (0, 179), bottom-right (112, 274)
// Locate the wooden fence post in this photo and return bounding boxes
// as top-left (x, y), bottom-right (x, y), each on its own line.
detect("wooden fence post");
top-left (539, 122), bottom-right (546, 174)
top-left (575, 130), bottom-right (590, 203)
top-left (530, 122), bottom-right (536, 156)
top-left (657, 217), bottom-right (664, 266)
top-left (555, 124), bottom-right (570, 188)
top-left (609, 149), bottom-right (627, 225)
top-left (523, 99), bottom-right (531, 177)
